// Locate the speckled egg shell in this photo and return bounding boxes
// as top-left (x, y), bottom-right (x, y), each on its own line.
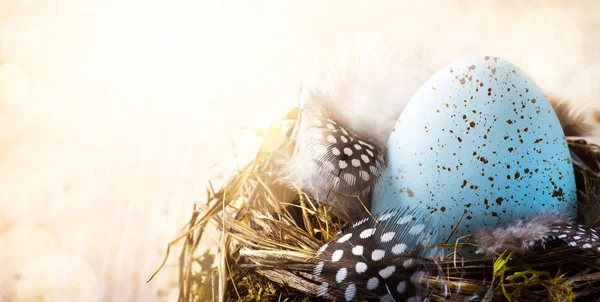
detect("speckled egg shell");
top-left (372, 56), bottom-right (576, 243)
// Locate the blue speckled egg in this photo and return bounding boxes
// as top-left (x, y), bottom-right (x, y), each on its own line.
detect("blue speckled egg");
top-left (372, 56), bottom-right (576, 243)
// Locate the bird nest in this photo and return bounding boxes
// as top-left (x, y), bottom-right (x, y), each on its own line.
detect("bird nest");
top-left (149, 108), bottom-right (600, 302)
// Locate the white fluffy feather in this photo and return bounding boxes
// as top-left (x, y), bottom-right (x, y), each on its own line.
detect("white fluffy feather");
top-left (299, 37), bottom-right (433, 148)
top-left (282, 37), bottom-right (433, 217)
top-left (475, 212), bottom-right (572, 254)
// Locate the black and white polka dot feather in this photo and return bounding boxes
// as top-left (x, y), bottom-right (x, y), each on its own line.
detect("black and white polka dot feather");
top-left (547, 224), bottom-right (600, 252)
top-left (311, 207), bottom-right (436, 301)
top-left (304, 105), bottom-right (385, 195)
top-left (287, 105), bottom-right (386, 216)
top-left (475, 213), bottom-right (600, 255)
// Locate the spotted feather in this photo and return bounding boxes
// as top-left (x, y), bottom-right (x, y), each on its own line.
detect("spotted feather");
top-left (303, 105), bottom-right (385, 195)
top-left (546, 223), bottom-right (600, 251)
top-left (475, 212), bottom-right (600, 255)
top-left (310, 206), bottom-right (438, 301)
top-left (287, 104), bottom-right (386, 217)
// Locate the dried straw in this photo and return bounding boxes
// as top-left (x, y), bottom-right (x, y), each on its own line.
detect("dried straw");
top-left (150, 109), bottom-right (600, 302)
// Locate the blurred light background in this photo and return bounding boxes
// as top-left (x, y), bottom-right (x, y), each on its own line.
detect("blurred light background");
top-left (0, 0), bottom-right (598, 301)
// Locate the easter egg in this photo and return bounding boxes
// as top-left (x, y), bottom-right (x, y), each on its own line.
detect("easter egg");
top-left (372, 56), bottom-right (576, 244)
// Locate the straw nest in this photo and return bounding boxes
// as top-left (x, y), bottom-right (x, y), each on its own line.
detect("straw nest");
top-left (149, 108), bottom-right (600, 302)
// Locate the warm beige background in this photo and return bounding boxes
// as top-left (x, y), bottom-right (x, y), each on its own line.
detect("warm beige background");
top-left (0, 1), bottom-right (599, 301)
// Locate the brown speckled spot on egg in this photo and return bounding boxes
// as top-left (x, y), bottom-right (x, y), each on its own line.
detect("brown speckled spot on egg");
top-left (552, 188), bottom-right (564, 198)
